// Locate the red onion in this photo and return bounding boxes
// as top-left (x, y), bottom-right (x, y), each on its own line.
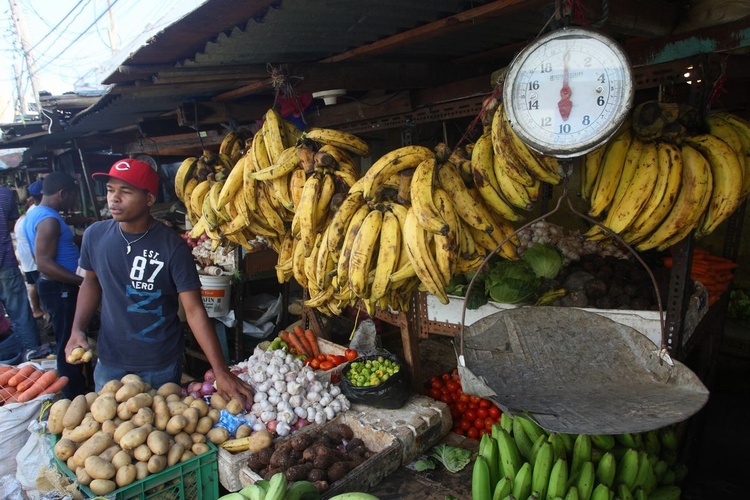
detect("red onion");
top-left (188, 381), bottom-right (203, 393)
top-left (203, 369), bottom-right (216, 383)
top-left (295, 418), bottom-right (309, 429)
top-left (189, 390), bottom-right (202, 400)
top-left (266, 421), bottom-right (279, 432)
top-left (200, 381), bottom-right (215, 396)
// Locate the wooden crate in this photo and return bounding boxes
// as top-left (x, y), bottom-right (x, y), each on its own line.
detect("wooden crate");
top-left (239, 413), bottom-right (402, 497)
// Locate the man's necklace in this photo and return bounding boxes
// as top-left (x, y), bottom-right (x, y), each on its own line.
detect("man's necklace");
top-left (119, 222), bottom-right (154, 254)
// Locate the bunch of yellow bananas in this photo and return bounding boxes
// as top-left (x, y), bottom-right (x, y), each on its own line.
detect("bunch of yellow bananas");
top-left (581, 107), bottom-right (750, 251)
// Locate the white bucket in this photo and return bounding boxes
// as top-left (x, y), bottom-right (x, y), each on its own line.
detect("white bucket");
top-left (199, 274), bottom-right (232, 318)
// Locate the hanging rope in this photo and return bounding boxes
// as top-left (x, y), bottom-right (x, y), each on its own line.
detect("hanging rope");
top-left (707, 55), bottom-right (729, 110)
top-left (267, 64), bottom-right (309, 126)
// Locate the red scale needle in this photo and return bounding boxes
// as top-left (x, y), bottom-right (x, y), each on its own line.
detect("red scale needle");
top-left (558, 50), bottom-right (572, 121)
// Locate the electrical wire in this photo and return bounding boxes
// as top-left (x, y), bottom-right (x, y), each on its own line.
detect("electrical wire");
top-left (24, 0), bottom-right (90, 55)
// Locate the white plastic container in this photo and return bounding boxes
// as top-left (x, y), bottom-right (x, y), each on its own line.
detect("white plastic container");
top-left (199, 274), bottom-right (232, 318)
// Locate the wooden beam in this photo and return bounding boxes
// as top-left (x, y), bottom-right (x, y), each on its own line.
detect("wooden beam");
top-left (307, 91), bottom-right (413, 128)
top-left (177, 101), bottom-right (271, 128)
top-left (213, 79), bottom-right (273, 102)
top-left (598, 0), bottom-right (678, 38)
top-left (321, 0), bottom-right (547, 63)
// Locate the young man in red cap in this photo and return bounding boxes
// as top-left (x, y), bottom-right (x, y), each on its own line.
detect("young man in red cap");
top-left (66, 158), bottom-right (253, 405)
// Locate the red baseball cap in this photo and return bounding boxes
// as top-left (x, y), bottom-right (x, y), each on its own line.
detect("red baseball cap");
top-left (93, 158), bottom-right (159, 196)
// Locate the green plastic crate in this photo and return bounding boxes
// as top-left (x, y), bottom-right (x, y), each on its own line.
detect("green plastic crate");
top-left (52, 436), bottom-right (219, 500)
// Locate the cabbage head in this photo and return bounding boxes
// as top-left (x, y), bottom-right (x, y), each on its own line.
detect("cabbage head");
top-left (521, 243), bottom-right (564, 279)
top-left (485, 260), bottom-right (540, 304)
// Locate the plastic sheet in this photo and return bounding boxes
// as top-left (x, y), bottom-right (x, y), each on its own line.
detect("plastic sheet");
top-left (340, 352), bottom-right (411, 409)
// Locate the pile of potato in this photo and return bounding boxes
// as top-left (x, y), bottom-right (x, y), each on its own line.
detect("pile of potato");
top-left (49, 374), bottom-right (234, 496)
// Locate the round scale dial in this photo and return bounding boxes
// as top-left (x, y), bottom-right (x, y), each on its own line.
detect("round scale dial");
top-left (503, 27), bottom-right (634, 158)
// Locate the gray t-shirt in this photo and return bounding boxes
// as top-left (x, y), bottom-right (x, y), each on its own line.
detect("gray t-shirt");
top-left (79, 219), bottom-right (201, 370)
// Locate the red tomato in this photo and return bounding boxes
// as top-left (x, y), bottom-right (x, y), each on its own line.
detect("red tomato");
top-left (429, 376), bottom-right (441, 386)
top-left (344, 349), bottom-right (358, 361)
top-left (319, 361), bottom-right (334, 371)
top-left (441, 373), bottom-right (451, 381)
top-left (332, 355), bottom-right (347, 365)
top-left (460, 419), bottom-right (472, 431)
top-left (467, 427), bottom-right (480, 440)
top-left (309, 359), bottom-right (320, 370)
top-left (439, 394), bottom-right (453, 405)
top-left (477, 408), bottom-right (489, 419)
top-left (470, 396), bottom-right (481, 404)
top-left (459, 394), bottom-right (470, 403)
top-left (464, 410), bottom-right (477, 422)
top-left (479, 399), bottom-right (492, 409)
top-left (317, 354), bottom-right (326, 362)
top-left (446, 381), bottom-right (461, 393)
top-left (489, 406), bottom-right (501, 419)
top-left (474, 418), bottom-right (486, 430)
top-left (456, 402), bottom-right (468, 413)
top-left (454, 427), bottom-right (465, 436)
top-left (428, 388), bottom-right (442, 400)
top-left (484, 417), bottom-right (496, 431)
top-left (431, 381), bottom-right (443, 391)
top-left (468, 402), bottom-right (479, 410)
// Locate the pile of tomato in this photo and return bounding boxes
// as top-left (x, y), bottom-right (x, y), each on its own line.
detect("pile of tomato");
top-left (425, 369), bottom-right (503, 439)
top-left (305, 348), bottom-right (358, 371)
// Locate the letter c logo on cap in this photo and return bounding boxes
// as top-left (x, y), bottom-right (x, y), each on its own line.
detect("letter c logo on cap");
top-left (114, 160), bottom-right (131, 171)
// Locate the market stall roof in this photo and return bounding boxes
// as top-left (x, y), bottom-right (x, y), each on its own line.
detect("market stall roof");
top-left (3, 0), bottom-right (750, 160)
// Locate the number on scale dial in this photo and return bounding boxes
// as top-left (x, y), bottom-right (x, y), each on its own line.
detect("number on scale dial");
top-left (504, 28), bottom-right (633, 158)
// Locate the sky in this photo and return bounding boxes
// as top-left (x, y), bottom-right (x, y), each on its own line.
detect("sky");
top-left (0, 0), bottom-right (206, 122)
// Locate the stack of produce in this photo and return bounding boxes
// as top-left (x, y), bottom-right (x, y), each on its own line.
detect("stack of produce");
top-left (0, 365), bottom-right (67, 405)
top-left (472, 414), bottom-right (686, 500)
top-left (49, 375), bottom-right (244, 496)
top-left (582, 103), bottom-right (750, 251)
top-left (662, 247), bottom-right (738, 306)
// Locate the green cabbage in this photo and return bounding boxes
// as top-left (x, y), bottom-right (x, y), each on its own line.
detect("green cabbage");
top-left (486, 260), bottom-right (540, 304)
top-left (521, 243), bottom-right (564, 279)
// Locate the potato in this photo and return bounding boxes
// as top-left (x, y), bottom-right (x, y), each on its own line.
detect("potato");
top-left (115, 382), bottom-right (142, 403)
top-left (84, 455), bottom-right (116, 480)
top-left (48, 398), bottom-right (71, 435)
top-left (182, 407), bottom-right (200, 434)
top-left (156, 382), bottom-right (182, 398)
top-left (236, 424), bottom-right (252, 439)
top-left (111, 450), bottom-right (132, 470)
top-left (113, 417), bottom-right (123, 426)
top-left (125, 393), bottom-right (153, 413)
top-left (66, 456), bottom-right (76, 470)
top-left (189, 398), bottom-right (209, 417)
top-left (190, 432), bottom-right (206, 444)
top-left (85, 392), bottom-right (99, 407)
top-left (133, 443), bottom-right (153, 462)
top-left (120, 425), bottom-right (152, 450)
top-left (207, 427), bottom-right (229, 445)
top-left (181, 450), bottom-right (195, 462)
top-left (120, 373), bottom-right (144, 386)
top-left (167, 401), bottom-right (188, 416)
top-left (167, 443), bottom-right (185, 467)
top-left (113, 421), bottom-right (136, 444)
top-left (247, 430), bottom-right (273, 453)
top-left (165, 415), bottom-right (187, 435)
top-left (75, 466), bottom-right (93, 486)
top-left (71, 431), bottom-right (113, 469)
top-left (147, 454), bottom-right (167, 474)
top-left (147, 430), bottom-right (171, 455)
top-left (99, 445), bottom-right (121, 462)
top-left (115, 463), bottom-right (137, 487)
top-left (153, 399), bottom-right (170, 431)
top-left (63, 395), bottom-right (88, 429)
top-left (225, 398), bottom-right (243, 415)
top-left (101, 379), bottom-right (124, 394)
top-left (91, 396), bottom-right (117, 423)
top-left (195, 416), bottom-right (214, 435)
top-left (101, 420), bottom-right (117, 437)
top-left (191, 442), bottom-right (210, 455)
top-left (210, 393), bottom-right (227, 410)
top-left (117, 401), bottom-right (134, 421)
top-left (67, 419), bottom-right (101, 443)
top-left (165, 393), bottom-right (181, 403)
top-left (208, 409), bottom-right (221, 424)
top-left (132, 407), bottom-right (155, 427)
top-left (174, 432), bottom-right (193, 450)
top-left (89, 479), bottom-right (116, 495)
top-left (182, 395), bottom-right (196, 406)
top-left (54, 438), bottom-right (76, 461)
top-left (135, 460), bottom-right (149, 480)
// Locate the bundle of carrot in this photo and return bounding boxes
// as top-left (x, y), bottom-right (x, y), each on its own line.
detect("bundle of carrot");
top-left (662, 248), bottom-right (738, 306)
top-left (278, 325), bottom-right (321, 360)
top-left (0, 364), bottom-right (68, 405)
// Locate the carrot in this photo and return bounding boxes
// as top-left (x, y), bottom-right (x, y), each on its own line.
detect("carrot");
top-left (40, 375), bottom-right (67, 396)
top-left (16, 370), bottom-right (58, 403)
top-left (16, 369), bottom-right (43, 392)
top-left (0, 386), bottom-right (17, 402)
top-left (0, 365), bottom-right (13, 374)
top-left (293, 325), bottom-right (305, 337)
top-left (8, 365), bottom-right (36, 387)
top-left (304, 329), bottom-right (321, 358)
top-left (296, 329), bottom-right (315, 358)
top-left (287, 330), bottom-right (311, 358)
top-left (0, 367), bottom-right (18, 386)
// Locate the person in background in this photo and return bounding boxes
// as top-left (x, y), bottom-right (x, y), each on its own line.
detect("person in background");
top-left (23, 172), bottom-right (87, 398)
top-left (0, 182), bottom-right (39, 361)
top-left (14, 180), bottom-right (46, 320)
top-left (66, 159), bottom-right (253, 405)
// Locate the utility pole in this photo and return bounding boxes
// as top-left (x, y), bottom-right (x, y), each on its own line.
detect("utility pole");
top-left (8, 0), bottom-right (42, 116)
top-left (107, 0), bottom-right (119, 54)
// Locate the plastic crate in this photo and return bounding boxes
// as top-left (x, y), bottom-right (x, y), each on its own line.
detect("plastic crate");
top-left (52, 436), bottom-right (219, 500)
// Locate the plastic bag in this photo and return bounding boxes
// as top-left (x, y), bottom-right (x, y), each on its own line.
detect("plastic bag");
top-left (16, 419), bottom-right (53, 492)
top-left (0, 475), bottom-right (26, 500)
top-left (339, 350), bottom-right (411, 409)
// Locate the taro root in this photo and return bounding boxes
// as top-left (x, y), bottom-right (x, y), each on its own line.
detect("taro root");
top-left (312, 481), bottom-right (329, 493)
top-left (345, 438), bottom-right (364, 452)
top-left (307, 468), bottom-right (327, 483)
top-left (285, 464), bottom-right (312, 482)
top-left (246, 452), bottom-right (263, 471)
top-left (327, 462), bottom-right (351, 483)
top-left (258, 447), bottom-right (274, 466)
top-left (337, 423), bottom-right (354, 441)
top-left (584, 279), bottom-right (608, 299)
top-left (323, 427), bottom-right (342, 443)
top-left (290, 433), bottom-right (314, 452)
top-left (269, 448), bottom-right (294, 470)
top-left (313, 453), bottom-right (334, 471)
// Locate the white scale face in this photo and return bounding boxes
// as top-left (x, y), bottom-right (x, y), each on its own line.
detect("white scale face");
top-left (503, 28), bottom-right (634, 159)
